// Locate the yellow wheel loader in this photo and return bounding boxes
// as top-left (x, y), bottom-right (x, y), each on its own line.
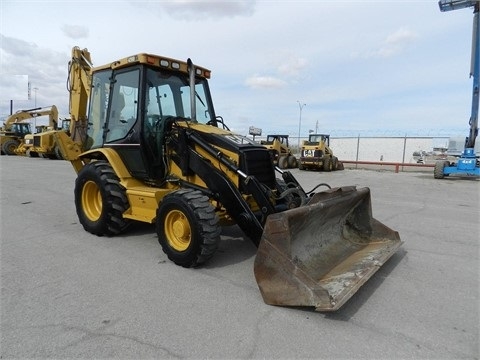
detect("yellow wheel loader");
top-left (260, 134), bottom-right (298, 169)
top-left (55, 47), bottom-right (402, 311)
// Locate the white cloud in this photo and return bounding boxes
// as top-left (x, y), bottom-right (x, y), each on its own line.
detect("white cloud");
top-left (378, 27), bottom-right (418, 57)
top-left (277, 56), bottom-right (308, 77)
top-left (244, 75), bottom-right (286, 89)
top-left (352, 27), bottom-right (418, 59)
top-left (61, 25), bottom-right (89, 40)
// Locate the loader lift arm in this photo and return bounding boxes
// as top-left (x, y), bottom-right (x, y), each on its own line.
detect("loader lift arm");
top-left (168, 124), bottom-right (294, 245)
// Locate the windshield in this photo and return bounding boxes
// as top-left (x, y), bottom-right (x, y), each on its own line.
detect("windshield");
top-left (12, 123), bottom-right (31, 135)
top-left (145, 68), bottom-right (214, 124)
top-left (309, 135), bottom-right (328, 143)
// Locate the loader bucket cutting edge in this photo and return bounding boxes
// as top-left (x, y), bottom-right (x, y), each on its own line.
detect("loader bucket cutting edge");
top-left (253, 186), bottom-right (403, 312)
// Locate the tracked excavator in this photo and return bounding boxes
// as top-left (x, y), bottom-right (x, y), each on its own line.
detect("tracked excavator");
top-left (54, 47), bottom-right (402, 311)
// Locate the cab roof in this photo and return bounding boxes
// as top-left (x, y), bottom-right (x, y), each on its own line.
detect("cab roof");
top-left (92, 53), bottom-right (211, 79)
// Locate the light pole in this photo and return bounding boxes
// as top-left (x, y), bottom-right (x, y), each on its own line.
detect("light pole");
top-left (33, 87), bottom-right (38, 107)
top-left (297, 100), bottom-right (306, 149)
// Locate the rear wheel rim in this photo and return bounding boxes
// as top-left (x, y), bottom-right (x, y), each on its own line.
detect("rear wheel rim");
top-left (82, 180), bottom-right (102, 221)
top-left (165, 209), bottom-right (191, 251)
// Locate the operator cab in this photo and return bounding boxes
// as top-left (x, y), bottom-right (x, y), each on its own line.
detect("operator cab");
top-left (84, 61), bottom-right (217, 183)
top-left (10, 123), bottom-right (32, 138)
top-left (306, 134), bottom-right (330, 146)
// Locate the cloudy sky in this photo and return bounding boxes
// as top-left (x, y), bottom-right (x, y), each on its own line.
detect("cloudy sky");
top-left (0, 0), bottom-right (478, 138)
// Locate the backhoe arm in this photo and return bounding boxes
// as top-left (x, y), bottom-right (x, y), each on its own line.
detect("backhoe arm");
top-left (67, 47), bottom-right (92, 145)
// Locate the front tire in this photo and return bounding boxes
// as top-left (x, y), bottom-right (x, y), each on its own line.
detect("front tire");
top-left (54, 145), bottom-right (64, 160)
top-left (2, 139), bottom-right (19, 155)
top-left (332, 156), bottom-right (338, 170)
top-left (156, 189), bottom-right (221, 268)
top-left (75, 161), bottom-right (130, 236)
top-left (278, 156), bottom-right (288, 169)
top-left (27, 150), bottom-right (39, 158)
top-left (434, 160), bottom-right (449, 179)
top-left (287, 155), bottom-right (297, 168)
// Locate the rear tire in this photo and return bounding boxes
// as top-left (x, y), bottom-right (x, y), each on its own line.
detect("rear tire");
top-left (156, 189), bottom-right (221, 268)
top-left (323, 157), bottom-right (332, 172)
top-left (75, 161), bottom-right (130, 236)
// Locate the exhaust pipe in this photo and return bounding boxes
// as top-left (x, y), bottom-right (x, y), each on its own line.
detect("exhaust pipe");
top-left (187, 58), bottom-right (196, 123)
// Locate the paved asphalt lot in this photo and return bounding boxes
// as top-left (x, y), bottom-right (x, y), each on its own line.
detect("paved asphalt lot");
top-left (1, 156), bottom-right (479, 359)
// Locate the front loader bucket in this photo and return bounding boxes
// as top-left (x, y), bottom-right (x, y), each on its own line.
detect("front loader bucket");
top-left (254, 186), bottom-right (402, 311)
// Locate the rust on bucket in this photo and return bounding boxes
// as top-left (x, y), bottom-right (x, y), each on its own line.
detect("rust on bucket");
top-left (254, 186), bottom-right (402, 311)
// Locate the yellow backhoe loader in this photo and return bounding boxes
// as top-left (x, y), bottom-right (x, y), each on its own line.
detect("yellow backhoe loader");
top-left (54, 47), bottom-right (402, 311)
top-left (28, 118), bottom-right (71, 159)
top-left (260, 134), bottom-right (298, 169)
top-left (0, 105), bottom-right (59, 156)
top-left (23, 124), bottom-right (57, 157)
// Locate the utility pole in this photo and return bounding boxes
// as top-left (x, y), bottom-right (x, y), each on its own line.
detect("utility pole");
top-left (297, 100), bottom-right (306, 149)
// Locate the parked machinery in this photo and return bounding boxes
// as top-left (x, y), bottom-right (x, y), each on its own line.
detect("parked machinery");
top-left (29, 118), bottom-right (71, 159)
top-left (54, 47), bottom-right (402, 311)
top-left (299, 133), bottom-right (343, 171)
top-left (260, 134), bottom-right (297, 169)
top-left (435, 0), bottom-right (480, 178)
top-left (1, 105), bottom-right (58, 155)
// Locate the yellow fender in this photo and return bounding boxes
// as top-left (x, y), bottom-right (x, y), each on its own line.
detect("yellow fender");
top-left (79, 147), bottom-right (173, 224)
top-left (79, 147), bottom-right (132, 182)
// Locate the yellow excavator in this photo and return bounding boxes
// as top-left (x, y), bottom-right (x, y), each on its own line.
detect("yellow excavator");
top-left (55, 47), bottom-right (402, 311)
top-left (1, 105), bottom-right (58, 155)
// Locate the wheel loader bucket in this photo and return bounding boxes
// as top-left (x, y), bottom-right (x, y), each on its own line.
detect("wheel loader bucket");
top-left (254, 186), bottom-right (402, 312)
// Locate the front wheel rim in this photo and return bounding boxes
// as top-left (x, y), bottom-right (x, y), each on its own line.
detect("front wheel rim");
top-left (82, 180), bottom-right (102, 221)
top-left (164, 209), bottom-right (191, 251)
